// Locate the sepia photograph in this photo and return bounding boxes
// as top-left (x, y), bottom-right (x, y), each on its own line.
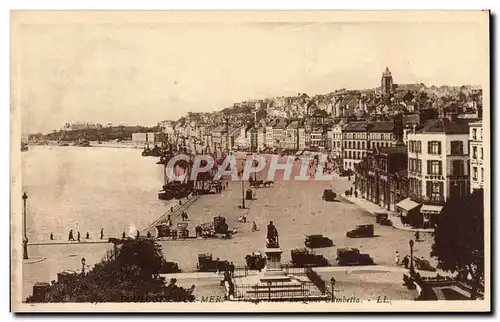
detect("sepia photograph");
top-left (10, 10), bottom-right (490, 312)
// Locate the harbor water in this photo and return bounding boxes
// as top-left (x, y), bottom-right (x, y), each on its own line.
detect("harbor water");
top-left (22, 145), bottom-right (177, 242)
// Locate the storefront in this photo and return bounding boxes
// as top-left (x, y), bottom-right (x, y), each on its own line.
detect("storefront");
top-left (420, 204), bottom-right (443, 228)
top-left (395, 198), bottom-right (422, 227)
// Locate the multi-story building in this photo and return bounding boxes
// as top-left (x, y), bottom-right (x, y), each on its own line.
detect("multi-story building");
top-left (273, 119), bottom-right (287, 149)
top-left (342, 122), bottom-right (370, 171)
top-left (249, 127), bottom-right (258, 152)
top-left (284, 120), bottom-right (307, 151)
top-left (368, 121), bottom-right (395, 150)
top-left (406, 117), bottom-right (470, 227)
top-left (469, 121), bottom-right (484, 192)
top-left (355, 144), bottom-right (408, 211)
top-left (331, 122), bottom-right (344, 171)
top-left (265, 124), bottom-right (274, 148)
top-left (131, 132), bottom-right (161, 146)
top-left (257, 127), bottom-right (266, 151)
top-left (310, 127), bottom-right (327, 150)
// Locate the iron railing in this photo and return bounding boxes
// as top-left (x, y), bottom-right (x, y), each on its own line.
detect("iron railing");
top-left (233, 280), bottom-right (326, 301)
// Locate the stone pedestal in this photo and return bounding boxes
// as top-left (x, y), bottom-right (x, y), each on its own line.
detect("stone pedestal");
top-left (260, 247), bottom-right (290, 282)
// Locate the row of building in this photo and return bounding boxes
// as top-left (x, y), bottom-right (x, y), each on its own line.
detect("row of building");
top-left (353, 113), bottom-right (484, 228)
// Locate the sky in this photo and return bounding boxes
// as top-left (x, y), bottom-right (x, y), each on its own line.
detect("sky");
top-left (14, 18), bottom-right (488, 134)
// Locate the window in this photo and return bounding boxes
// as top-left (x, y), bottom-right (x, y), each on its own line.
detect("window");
top-left (428, 141), bottom-right (441, 154)
top-left (417, 160), bottom-right (422, 173)
top-left (357, 141), bottom-right (360, 149)
top-left (409, 141), bottom-right (414, 152)
top-left (348, 151), bottom-right (352, 159)
top-left (362, 142), bottom-right (365, 149)
top-left (357, 151), bottom-right (360, 159)
top-left (427, 160), bottom-right (442, 175)
top-left (481, 168), bottom-right (484, 182)
top-left (416, 141), bottom-right (422, 153)
top-left (426, 181), bottom-right (443, 201)
top-left (472, 146), bottom-right (477, 159)
top-left (452, 160), bottom-right (464, 176)
top-left (381, 134), bottom-right (384, 140)
top-left (409, 158), bottom-right (414, 172)
top-left (450, 141), bottom-right (464, 155)
top-left (481, 148), bottom-right (483, 160)
top-left (473, 167), bottom-right (478, 180)
top-left (473, 129), bottom-right (477, 140)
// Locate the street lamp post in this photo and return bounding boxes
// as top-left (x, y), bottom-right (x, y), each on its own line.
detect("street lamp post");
top-left (240, 171), bottom-right (246, 209)
top-left (330, 277), bottom-right (336, 300)
top-left (22, 192), bottom-right (28, 260)
top-left (409, 239), bottom-right (415, 274)
top-left (81, 257), bottom-right (86, 275)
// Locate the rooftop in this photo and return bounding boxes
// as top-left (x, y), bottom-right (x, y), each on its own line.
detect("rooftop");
top-left (370, 121), bottom-right (394, 133)
top-left (343, 121), bottom-right (371, 132)
top-left (415, 118), bottom-right (469, 134)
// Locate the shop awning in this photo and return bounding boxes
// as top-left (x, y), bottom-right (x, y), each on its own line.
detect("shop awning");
top-left (395, 198), bottom-right (421, 212)
top-left (421, 204), bottom-right (443, 215)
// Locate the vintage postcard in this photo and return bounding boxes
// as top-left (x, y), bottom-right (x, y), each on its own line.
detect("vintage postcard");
top-left (11, 10), bottom-right (490, 312)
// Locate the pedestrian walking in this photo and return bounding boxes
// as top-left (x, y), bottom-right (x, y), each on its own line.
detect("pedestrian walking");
top-left (68, 229), bottom-right (75, 241)
top-left (77, 231), bottom-right (81, 242)
top-left (136, 230), bottom-right (140, 239)
top-left (402, 255), bottom-right (409, 269)
top-left (395, 251), bottom-right (400, 265)
top-left (122, 231), bottom-right (126, 239)
top-left (100, 228), bottom-right (104, 240)
top-left (415, 231), bottom-right (420, 242)
top-left (85, 232), bottom-right (90, 239)
top-left (50, 233), bottom-right (54, 240)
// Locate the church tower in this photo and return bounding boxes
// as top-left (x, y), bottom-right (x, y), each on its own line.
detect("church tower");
top-left (381, 66), bottom-right (393, 96)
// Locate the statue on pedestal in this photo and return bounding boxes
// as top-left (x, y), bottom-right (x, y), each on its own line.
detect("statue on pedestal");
top-left (266, 221), bottom-right (279, 248)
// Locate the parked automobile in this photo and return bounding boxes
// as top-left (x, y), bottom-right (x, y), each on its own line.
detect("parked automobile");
top-left (291, 248), bottom-right (329, 267)
top-left (375, 212), bottom-right (392, 226)
top-left (245, 251), bottom-right (266, 270)
top-left (346, 224), bottom-right (375, 238)
top-left (336, 248), bottom-right (375, 266)
top-left (304, 235), bottom-right (333, 248)
top-left (159, 261), bottom-right (181, 273)
top-left (322, 189), bottom-right (337, 201)
top-left (197, 253), bottom-right (228, 272)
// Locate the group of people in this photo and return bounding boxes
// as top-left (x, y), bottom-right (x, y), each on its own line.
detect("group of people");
top-left (67, 228), bottom-right (105, 242)
top-left (215, 258), bottom-right (236, 276)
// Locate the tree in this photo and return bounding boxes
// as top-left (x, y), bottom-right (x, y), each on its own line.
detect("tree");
top-left (25, 239), bottom-right (195, 303)
top-left (431, 189), bottom-right (484, 299)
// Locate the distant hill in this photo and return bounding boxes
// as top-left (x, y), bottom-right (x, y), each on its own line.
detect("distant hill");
top-left (43, 125), bottom-right (161, 142)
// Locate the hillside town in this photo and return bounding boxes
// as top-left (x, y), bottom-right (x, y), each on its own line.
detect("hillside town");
top-left (147, 67), bottom-right (483, 229)
top-left (21, 66), bottom-right (486, 304)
